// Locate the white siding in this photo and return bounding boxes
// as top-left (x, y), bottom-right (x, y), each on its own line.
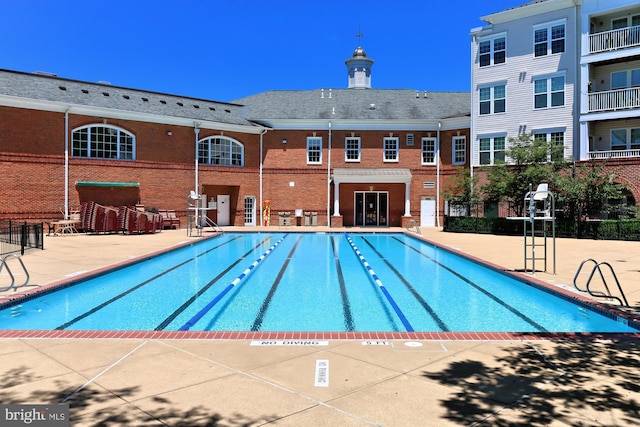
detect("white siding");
top-left (472, 6), bottom-right (578, 166)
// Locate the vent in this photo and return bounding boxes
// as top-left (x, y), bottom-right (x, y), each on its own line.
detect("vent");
top-left (177, 102), bottom-right (184, 106)
top-left (406, 134), bottom-right (414, 146)
top-left (423, 181), bottom-right (435, 189)
top-left (58, 86), bottom-right (67, 91)
top-left (122, 95), bottom-right (130, 99)
top-left (81, 89), bottom-right (89, 94)
top-left (160, 100), bottom-right (166, 104)
top-left (141, 97), bottom-right (149, 102)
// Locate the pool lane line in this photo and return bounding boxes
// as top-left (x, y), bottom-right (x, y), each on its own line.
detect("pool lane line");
top-left (392, 236), bottom-right (548, 332)
top-left (55, 235), bottom-right (244, 330)
top-left (330, 236), bottom-right (355, 332)
top-left (179, 234), bottom-right (290, 331)
top-left (360, 236), bottom-right (449, 332)
top-left (155, 237), bottom-right (272, 330)
top-left (344, 233), bottom-right (414, 333)
top-left (250, 235), bottom-right (302, 331)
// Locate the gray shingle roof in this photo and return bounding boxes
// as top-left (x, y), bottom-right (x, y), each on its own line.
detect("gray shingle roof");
top-left (232, 89), bottom-right (470, 122)
top-left (0, 69), bottom-right (258, 128)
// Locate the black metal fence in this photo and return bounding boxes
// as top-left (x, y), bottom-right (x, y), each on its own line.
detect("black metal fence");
top-left (443, 202), bottom-right (640, 241)
top-left (0, 221), bottom-right (44, 257)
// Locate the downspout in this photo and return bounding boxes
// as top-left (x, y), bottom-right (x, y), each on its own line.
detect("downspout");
top-left (194, 123), bottom-right (201, 222)
top-left (469, 33), bottom-right (476, 200)
top-left (327, 121), bottom-right (332, 227)
top-left (64, 107), bottom-right (70, 219)
top-left (436, 121), bottom-right (441, 227)
top-left (259, 128), bottom-right (267, 227)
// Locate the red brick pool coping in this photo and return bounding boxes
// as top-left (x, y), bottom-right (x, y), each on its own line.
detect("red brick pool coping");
top-left (0, 329), bottom-right (639, 341)
top-left (1, 232), bottom-right (638, 341)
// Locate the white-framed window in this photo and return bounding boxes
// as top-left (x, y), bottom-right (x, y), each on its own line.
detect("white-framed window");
top-left (478, 34), bottom-right (506, 67)
top-left (534, 75), bottom-right (565, 109)
top-left (611, 69), bottom-right (640, 89)
top-left (534, 131), bottom-right (565, 161)
top-left (72, 125), bottom-right (135, 160)
top-left (383, 137), bottom-right (399, 162)
top-left (534, 21), bottom-right (565, 57)
top-left (611, 128), bottom-right (640, 150)
top-left (421, 137), bottom-right (437, 165)
top-left (306, 137), bottom-right (322, 164)
top-left (345, 137), bottom-right (361, 162)
top-left (612, 14), bottom-right (640, 29)
top-left (479, 84), bottom-right (506, 115)
top-left (452, 136), bottom-right (466, 165)
top-left (478, 135), bottom-right (505, 165)
top-left (198, 136), bottom-right (244, 166)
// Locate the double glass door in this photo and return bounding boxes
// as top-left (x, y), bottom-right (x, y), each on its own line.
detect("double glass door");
top-left (355, 191), bottom-right (388, 227)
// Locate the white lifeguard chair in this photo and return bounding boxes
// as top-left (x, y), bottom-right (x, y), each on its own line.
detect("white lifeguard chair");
top-left (508, 183), bottom-right (556, 274)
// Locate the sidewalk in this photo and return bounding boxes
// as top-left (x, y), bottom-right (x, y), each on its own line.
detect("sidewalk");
top-left (0, 228), bottom-right (639, 426)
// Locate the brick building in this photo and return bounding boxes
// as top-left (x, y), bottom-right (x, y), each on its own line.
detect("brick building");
top-left (0, 45), bottom-right (470, 228)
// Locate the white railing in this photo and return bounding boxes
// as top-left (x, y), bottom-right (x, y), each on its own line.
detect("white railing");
top-left (589, 26), bottom-right (640, 53)
top-left (589, 149), bottom-right (640, 160)
top-left (588, 87), bottom-right (640, 112)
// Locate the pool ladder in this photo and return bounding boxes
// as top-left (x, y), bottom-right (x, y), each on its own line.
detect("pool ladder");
top-left (406, 219), bottom-right (421, 235)
top-left (573, 258), bottom-right (629, 306)
top-left (0, 254), bottom-right (32, 292)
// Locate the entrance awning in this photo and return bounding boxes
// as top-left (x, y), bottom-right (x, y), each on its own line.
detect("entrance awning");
top-left (75, 181), bottom-right (140, 187)
top-left (332, 168), bottom-right (412, 184)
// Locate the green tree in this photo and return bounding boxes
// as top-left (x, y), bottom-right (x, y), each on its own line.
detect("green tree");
top-left (481, 133), bottom-right (568, 217)
top-left (556, 160), bottom-right (625, 220)
top-left (443, 166), bottom-right (480, 204)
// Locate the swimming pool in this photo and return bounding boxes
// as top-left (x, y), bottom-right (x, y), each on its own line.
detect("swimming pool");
top-left (0, 232), bottom-right (637, 334)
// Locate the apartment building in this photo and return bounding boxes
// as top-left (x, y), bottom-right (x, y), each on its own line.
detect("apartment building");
top-left (579, 0), bottom-right (640, 205)
top-left (471, 0), bottom-right (639, 208)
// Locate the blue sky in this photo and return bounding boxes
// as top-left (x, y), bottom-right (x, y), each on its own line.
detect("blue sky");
top-left (3, 0), bottom-right (526, 102)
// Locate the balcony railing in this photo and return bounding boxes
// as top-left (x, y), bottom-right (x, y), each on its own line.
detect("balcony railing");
top-left (588, 87), bottom-right (640, 112)
top-left (589, 25), bottom-right (640, 53)
top-left (589, 148), bottom-right (640, 160)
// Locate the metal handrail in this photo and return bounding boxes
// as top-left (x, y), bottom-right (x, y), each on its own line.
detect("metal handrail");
top-left (0, 254), bottom-right (31, 292)
top-left (203, 217), bottom-right (224, 234)
top-left (406, 219), bottom-right (421, 235)
top-left (573, 258), bottom-right (629, 306)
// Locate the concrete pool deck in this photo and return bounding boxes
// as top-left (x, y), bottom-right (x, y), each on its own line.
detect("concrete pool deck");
top-left (1, 227), bottom-right (639, 425)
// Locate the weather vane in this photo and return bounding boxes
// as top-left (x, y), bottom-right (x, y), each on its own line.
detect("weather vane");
top-left (356, 25), bottom-right (363, 46)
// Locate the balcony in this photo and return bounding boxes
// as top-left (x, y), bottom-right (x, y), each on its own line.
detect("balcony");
top-left (589, 26), bottom-right (640, 54)
top-left (589, 148), bottom-right (640, 160)
top-left (588, 87), bottom-right (640, 113)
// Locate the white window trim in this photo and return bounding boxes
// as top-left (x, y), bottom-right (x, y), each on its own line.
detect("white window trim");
top-left (421, 137), bottom-right (437, 165)
top-left (477, 32), bottom-right (507, 68)
top-left (306, 136), bottom-right (322, 165)
top-left (533, 72), bottom-right (566, 110)
top-left (345, 137), bottom-right (361, 162)
top-left (611, 127), bottom-right (640, 150)
top-left (533, 19), bottom-right (566, 57)
top-left (382, 137), bottom-right (399, 163)
top-left (478, 134), bottom-right (506, 166)
top-left (452, 136), bottom-right (466, 165)
top-left (198, 135), bottom-right (245, 166)
top-left (478, 82), bottom-right (507, 115)
top-left (71, 124), bottom-right (136, 160)
top-left (533, 130), bottom-right (566, 161)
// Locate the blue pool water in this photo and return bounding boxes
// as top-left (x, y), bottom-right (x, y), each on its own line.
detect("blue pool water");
top-left (0, 232), bottom-right (636, 333)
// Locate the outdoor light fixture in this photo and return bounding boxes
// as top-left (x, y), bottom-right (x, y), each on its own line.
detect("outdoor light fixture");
top-left (166, 131), bottom-right (172, 136)
top-left (282, 139), bottom-right (287, 144)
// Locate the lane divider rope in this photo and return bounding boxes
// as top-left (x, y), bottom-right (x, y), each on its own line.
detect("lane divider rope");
top-left (344, 233), bottom-right (414, 332)
top-left (179, 234), bottom-right (289, 331)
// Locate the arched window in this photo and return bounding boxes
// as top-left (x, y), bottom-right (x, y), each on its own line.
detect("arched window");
top-left (72, 125), bottom-right (135, 160)
top-left (198, 136), bottom-right (244, 166)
